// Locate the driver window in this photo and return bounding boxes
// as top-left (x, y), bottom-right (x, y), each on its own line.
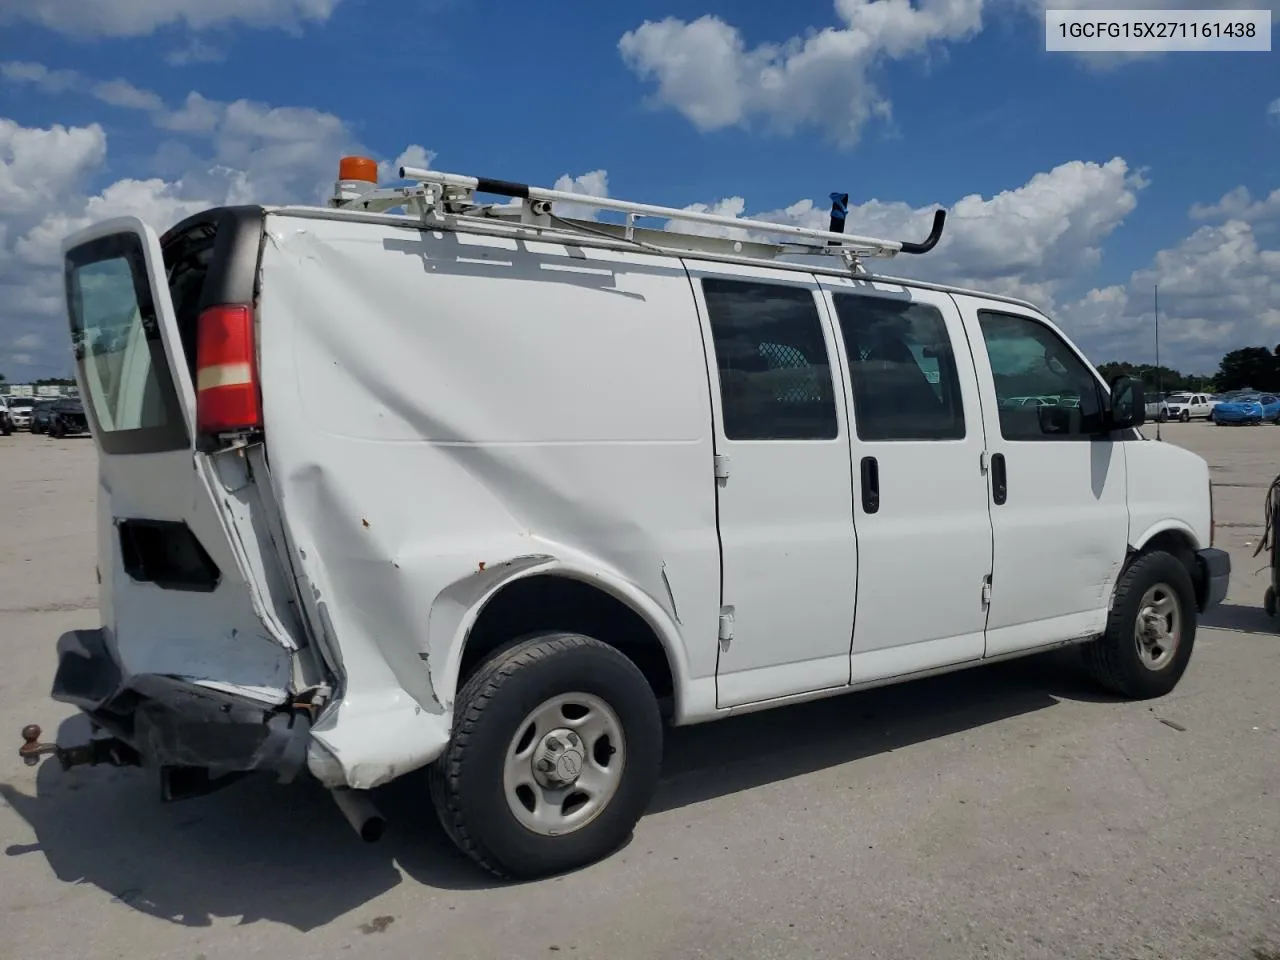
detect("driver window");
top-left (977, 310), bottom-right (1104, 441)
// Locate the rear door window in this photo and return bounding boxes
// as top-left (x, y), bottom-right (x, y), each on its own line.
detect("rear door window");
top-left (65, 231), bottom-right (189, 454)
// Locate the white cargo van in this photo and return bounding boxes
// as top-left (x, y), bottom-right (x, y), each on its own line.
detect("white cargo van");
top-left (21, 158), bottom-right (1230, 880)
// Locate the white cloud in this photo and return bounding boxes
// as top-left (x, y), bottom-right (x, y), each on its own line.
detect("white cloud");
top-left (0, 117), bottom-right (110, 376)
top-left (91, 79), bottom-right (166, 112)
top-left (393, 144), bottom-right (436, 174)
top-left (618, 0), bottom-right (984, 146)
top-left (0, 118), bottom-right (107, 215)
top-left (551, 169), bottom-right (610, 220)
top-left (0, 77), bottom-right (434, 377)
top-left (1059, 212), bottom-right (1280, 370)
top-left (4, 61), bottom-right (176, 115)
top-left (15, 178), bottom-right (212, 268)
top-left (0, 61), bottom-right (78, 92)
top-left (1190, 186), bottom-right (1280, 224)
top-left (0, 0), bottom-right (343, 38)
top-left (166, 39), bottom-right (225, 66)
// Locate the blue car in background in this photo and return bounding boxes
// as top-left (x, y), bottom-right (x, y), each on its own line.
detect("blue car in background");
top-left (1211, 393), bottom-right (1280, 425)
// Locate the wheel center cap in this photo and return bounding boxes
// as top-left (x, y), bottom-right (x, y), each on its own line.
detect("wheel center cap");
top-left (555, 750), bottom-right (583, 781)
top-left (532, 727), bottom-right (585, 788)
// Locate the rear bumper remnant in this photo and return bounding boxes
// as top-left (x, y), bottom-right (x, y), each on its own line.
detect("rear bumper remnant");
top-left (41, 627), bottom-right (313, 786)
top-left (1195, 547), bottom-right (1231, 611)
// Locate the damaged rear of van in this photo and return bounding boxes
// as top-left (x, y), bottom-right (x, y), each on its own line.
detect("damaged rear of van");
top-left (34, 200), bottom-right (700, 878)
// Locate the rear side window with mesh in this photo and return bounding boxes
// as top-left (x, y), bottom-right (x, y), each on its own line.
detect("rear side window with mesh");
top-left (700, 277), bottom-right (839, 441)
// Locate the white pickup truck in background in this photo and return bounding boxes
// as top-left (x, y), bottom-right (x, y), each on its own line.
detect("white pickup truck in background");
top-left (1162, 392), bottom-right (1218, 422)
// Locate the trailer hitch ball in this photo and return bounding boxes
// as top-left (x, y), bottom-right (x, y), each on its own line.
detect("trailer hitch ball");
top-left (19, 724), bottom-right (59, 766)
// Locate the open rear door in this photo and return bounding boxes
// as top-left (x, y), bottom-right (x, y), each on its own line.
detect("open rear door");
top-left (61, 215), bottom-right (302, 710)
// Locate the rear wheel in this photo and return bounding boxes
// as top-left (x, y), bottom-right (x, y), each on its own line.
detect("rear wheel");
top-left (1083, 550), bottom-right (1196, 699)
top-left (430, 632), bottom-right (663, 880)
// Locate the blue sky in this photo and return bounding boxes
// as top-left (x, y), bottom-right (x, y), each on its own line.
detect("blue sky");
top-left (1, 0), bottom-right (1277, 378)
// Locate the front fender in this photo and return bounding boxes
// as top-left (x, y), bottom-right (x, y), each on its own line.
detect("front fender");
top-left (424, 552), bottom-right (693, 719)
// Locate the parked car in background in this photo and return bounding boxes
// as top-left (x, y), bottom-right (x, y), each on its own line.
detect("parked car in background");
top-left (46, 397), bottom-right (88, 438)
top-left (6, 397), bottom-right (34, 429)
top-left (1210, 393), bottom-right (1280, 425)
top-left (1164, 392), bottom-right (1217, 422)
top-left (1144, 392), bottom-right (1171, 420)
top-left (0, 399), bottom-right (12, 436)
top-left (29, 400), bottom-right (56, 434)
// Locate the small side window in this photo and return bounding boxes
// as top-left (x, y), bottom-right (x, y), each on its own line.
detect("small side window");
top-left (701, 278), bottom-right (839, 441)
top-left (831, 293), bottom-right (966, 442)
top-left (977, 310), bottom-right (1104, 441)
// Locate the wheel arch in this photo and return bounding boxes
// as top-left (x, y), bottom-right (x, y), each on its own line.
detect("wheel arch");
top-left (425, 557), bottom-right (691, 724)
top-left (1131, 520), bottom-right (1201, 556)
top-left (1124, 522), bottom-right (1202, 607)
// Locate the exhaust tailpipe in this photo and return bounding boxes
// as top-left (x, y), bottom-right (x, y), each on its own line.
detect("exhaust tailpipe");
top-left (331, 787), bottom-right (386, 843)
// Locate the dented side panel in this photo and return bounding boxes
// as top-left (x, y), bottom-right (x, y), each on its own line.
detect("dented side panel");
top-left (255, 214), bottom-right (723, 788)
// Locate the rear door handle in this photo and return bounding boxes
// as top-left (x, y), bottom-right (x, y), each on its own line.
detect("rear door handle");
top-left (991, 452), bottom-right (1007, 505)
top-left (860, 456), bottom-right (880, 514)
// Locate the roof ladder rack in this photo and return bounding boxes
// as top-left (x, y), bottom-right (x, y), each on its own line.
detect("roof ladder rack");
top-left (328, 158), bottom-right (946, 269)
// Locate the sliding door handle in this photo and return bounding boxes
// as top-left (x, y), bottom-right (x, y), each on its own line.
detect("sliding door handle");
top-left (991, 452), bottom-right (1007, 505)
top-left (860, 456), bottom-right (880, 514)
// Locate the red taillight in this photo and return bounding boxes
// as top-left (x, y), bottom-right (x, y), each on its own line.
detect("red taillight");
top-left (196, 304), bottom-right (261, 435)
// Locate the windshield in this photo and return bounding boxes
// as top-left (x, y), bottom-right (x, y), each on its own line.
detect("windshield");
top-left (1167, 394), bottom-right (1191, 403)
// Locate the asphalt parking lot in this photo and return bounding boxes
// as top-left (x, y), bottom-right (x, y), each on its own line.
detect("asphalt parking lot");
top-left (1, 424), bottom-right (1277, 960)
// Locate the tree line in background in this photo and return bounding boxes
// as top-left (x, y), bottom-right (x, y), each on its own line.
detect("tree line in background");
top-left (1100, 345), bottom-right (1280, 396)
top-left (0, 374), bottom-right (75, 387)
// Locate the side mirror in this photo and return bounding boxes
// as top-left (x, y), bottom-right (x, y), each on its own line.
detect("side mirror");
top-left (1108, 376), bottom-right (1145, 430)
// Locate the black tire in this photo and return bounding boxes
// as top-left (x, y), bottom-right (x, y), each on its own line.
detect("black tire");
top-left (1265, 586), bottom-right (1277, 619)
top-left (1083, 550), bottom-right (1196, 699)
top-left (429, 632), bottom-right (663, 880)
top-left (1179, 410), bottom-right (1190, 422)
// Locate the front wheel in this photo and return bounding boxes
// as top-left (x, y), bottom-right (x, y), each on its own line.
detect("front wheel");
top-left (1083, 550), bottom-right (1196, 699)
top-left (1180, 410), bottom-right (1190, 422)
top-left (429, 633), bottom-right (663, 880)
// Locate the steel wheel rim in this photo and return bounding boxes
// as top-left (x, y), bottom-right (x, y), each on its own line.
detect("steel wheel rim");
top-left (502, 692), bottom-right (626, 837)
top-left (1135, 582), bottom-right (1181, 671)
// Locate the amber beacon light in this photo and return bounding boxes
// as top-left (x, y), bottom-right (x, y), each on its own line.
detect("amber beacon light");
top-left (331, 155), bottom-right (381, 205)
top-left (338, 155), bottom-right (379, 183)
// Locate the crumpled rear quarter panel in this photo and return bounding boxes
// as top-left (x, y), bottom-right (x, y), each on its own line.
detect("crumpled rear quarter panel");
top-left (254, 213), bottom-right (721, 787)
